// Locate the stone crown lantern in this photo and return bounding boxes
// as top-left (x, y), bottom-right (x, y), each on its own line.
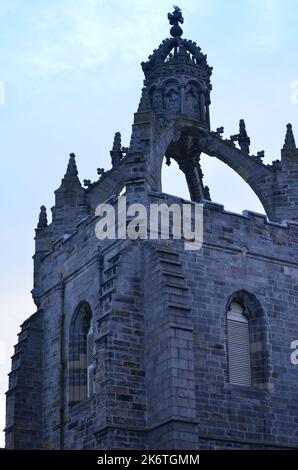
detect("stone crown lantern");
top-left (141, 6), bottom-right (213, 130)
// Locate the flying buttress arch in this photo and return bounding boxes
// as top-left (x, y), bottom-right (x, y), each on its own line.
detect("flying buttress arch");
top-left (151, 122), bottom-right (275, 220)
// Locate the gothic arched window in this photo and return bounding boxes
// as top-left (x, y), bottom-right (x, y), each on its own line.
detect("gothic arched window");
top-left (227, 302), bottom-right (251, 386)
top-left (226, 291), bottom-right (268, 388)
top-left (69, 302), bottom-right (95, 404)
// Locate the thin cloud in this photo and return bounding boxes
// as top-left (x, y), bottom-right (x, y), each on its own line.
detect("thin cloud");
top-left (250, 0), bottom-right (294, 48)
top-left (17, 0), bottom-right (171, 77)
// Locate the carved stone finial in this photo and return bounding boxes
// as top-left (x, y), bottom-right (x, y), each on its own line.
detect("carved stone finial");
top-left (110, 132), bottom-right (123, 166)
top-left (37, 205), bottom-right (48, 229)
top-left (283, 123), bottom-right (296, 149)
top-left (166, 156), bottom-right (171, 166)
top-left (213, 127), bottom-right (224, 138)
top-left (112, 132), bottom-right (122, 152)
top-left (97, 168), bottom-right (105, 177)
top-left (238, 119), bottom-right (250, 154)
top-left (66, 153), bottom-right (78, 176)
top-left (168, 6), bottom-right (184, 37)
top-left (229, 134), bottom-right (238, 146)
top-left (230, 120), bottom-right (250, 153)
top-left (83, 179), bottom-right (91, 187)
top-left (203, 185), bottom-right (211, 201)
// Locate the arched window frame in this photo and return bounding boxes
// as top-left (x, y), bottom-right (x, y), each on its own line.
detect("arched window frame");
top-left (227, 302), bottom-right (251, 387)
top-left (226, 290), bottom-right (269, 388)
top-left (69, 302), bottom-right (95, 405)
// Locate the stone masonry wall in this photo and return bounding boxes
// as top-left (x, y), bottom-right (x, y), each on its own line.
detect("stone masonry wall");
top-left (6, 193), bottom-right (298, 449)
top-left (5, 312), bottom-right (43, 449)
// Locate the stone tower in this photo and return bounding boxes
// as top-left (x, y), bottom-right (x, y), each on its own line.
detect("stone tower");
top-left (5, 8), bottom-right (298, 450)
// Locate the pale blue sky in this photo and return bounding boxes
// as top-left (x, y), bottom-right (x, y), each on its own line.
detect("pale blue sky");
top-left (0, 0), bottom-right (297, 445)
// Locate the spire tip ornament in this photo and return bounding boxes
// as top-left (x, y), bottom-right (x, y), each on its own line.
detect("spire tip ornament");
top-left (168, 6), bottom-right (184, 37)
top-left (66, 153), bottom-right (78, 176)
top-left (283, 123), bottom-right (297, 150)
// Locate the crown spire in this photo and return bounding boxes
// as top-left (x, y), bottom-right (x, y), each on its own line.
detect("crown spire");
top-left (283, 123), bottom-right (297, 150)
top-left (168, 6), bottom-right (184, 37)
top-left (37, 205), bottom-right (48, 229)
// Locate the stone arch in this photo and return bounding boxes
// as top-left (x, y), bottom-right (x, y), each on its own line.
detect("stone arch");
top-left (148, 122), bottom-right (275, 219)
top-left (226, 290), bottom-right (269, 387)
top-left (161, 77), bottom-right (180, 89)
top-left (68, 301), bottom-right (93, 404)
top-left (147, 123), bottom-right (207, 202)
top-left (151, 124), bottom-right (183, 191)
top-left (161, 158), bottom-right (190, 199)
top-left (196, 130), bottom-right (275, 219)
top-left (226, 289), bottom-right (264, 320)
top-left (86, 160), bottom-right (130, 210)
top-left (200, 155), bottom-right (265, 214)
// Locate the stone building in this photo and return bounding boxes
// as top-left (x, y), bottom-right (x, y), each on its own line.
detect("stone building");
top-left (5, 8), bottom-right (298, 449)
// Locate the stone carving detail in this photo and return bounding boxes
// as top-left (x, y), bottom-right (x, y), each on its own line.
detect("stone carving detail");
top-left (83, 179), bottom-right (91, 187)
top-left (97, 168), bottom-right (105, 178)
top-left (37, 205), bottom-right (48, 229)
top-left (164, 81), bottom-right (180, 116)
top-left (230, 119), bottom-right (251, 154)
top-left (185, 83), bottom-right (200, 118)
top-left (212, 127), bottom-right (224, 138)
top-left (149, 87), bottom-right (163, 114)
top-left (251, 150), bottom-right (265, 162)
